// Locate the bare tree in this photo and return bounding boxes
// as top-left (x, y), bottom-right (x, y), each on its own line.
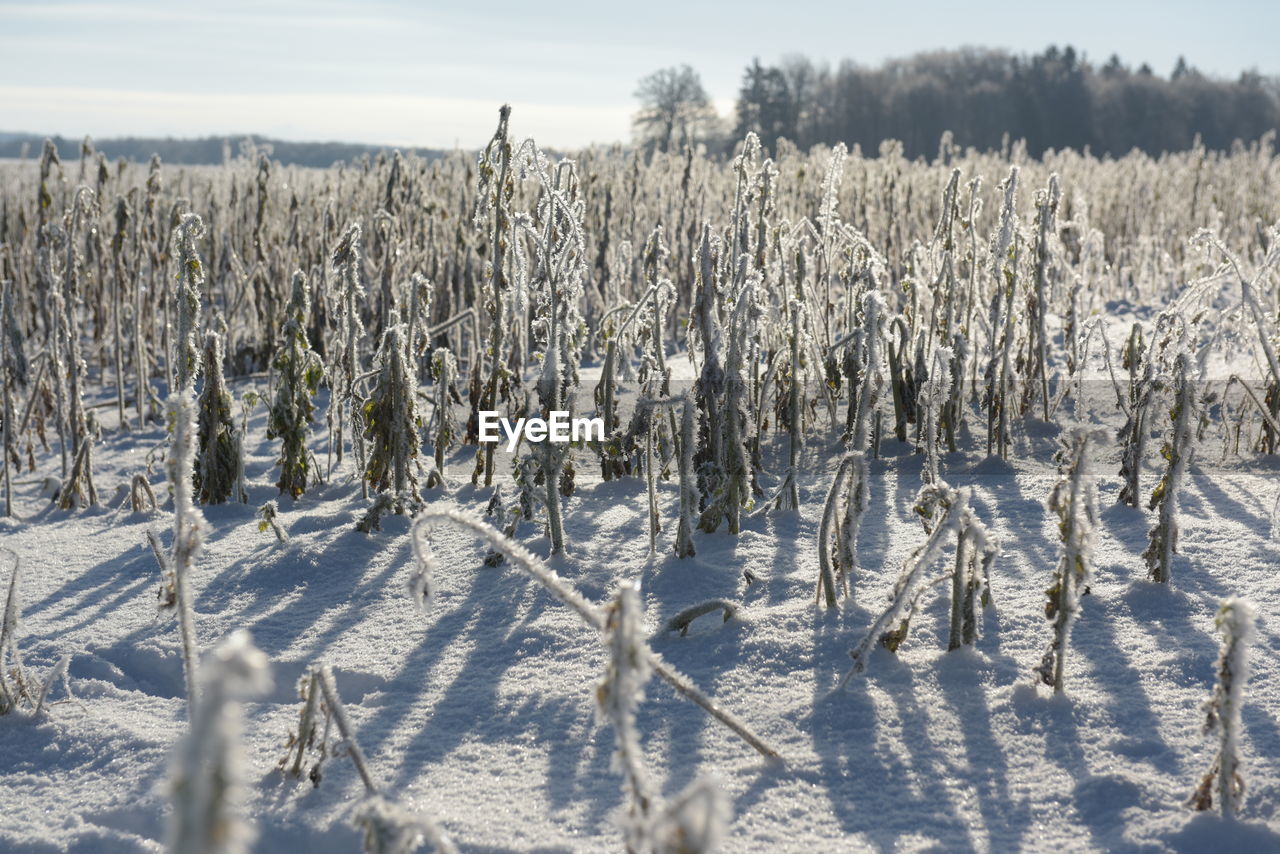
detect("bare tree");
top-left (633, 65), bottom-right (717, 154)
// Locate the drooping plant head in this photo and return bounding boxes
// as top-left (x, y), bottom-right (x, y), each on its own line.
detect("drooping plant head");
top-left (473, 104), bottom-right (513, 231)
top-left (332, 222), bottom-right (364, 291)
top-left (284, 269), bottom-right (310, 334)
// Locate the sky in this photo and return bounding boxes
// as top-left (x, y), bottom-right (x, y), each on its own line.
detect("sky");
top-left (2, 0), bottom-right (1278, 150)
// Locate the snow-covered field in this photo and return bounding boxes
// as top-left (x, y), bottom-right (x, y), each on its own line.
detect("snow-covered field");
top-left (3, 130), bottom-right (1280, 852)
top-left (2, 391), bottom-right (1279, 852)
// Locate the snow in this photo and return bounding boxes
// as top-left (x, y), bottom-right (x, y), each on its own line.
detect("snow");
top-left (2, 383), bottom-right (1279, 852)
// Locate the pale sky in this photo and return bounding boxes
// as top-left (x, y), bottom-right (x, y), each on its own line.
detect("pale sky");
top-left (1, 0), bottom-right (1277, 150)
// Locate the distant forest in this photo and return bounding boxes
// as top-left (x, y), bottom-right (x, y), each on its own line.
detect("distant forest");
top-left (0, 133), bottom-right (443, 168)
top-left (731, 46), bottom-right (1280, 158)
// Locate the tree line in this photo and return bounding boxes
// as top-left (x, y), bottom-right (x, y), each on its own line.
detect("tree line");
top-left (0, 133), bottom-right (444, 168)
top-left (636, 46), bottom-right (1280, 158)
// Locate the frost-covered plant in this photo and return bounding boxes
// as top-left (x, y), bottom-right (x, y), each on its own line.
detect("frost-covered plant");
top-left (404, 273), bottom-right (433, 383)
top-left (354, 492), bottom-right (399, 534)
top-left (640, 407), bottom-right (670, 560)
top-left (475, 486), bottom-right (521, 567)
top-left (1145, 352), bottom-right (1196, 584)
top-left (37, 223), bottom-right (72, 482)
top-left (1225, 373), bottom-right (1280, 458)
top-left (845, 498), bottom-right (966, 666)
top-left (983, 167), bottom-right (1021, 458)
top-left (816, 452), bottom-right (869, 608)
top-left (330, 223), bottom-right (368, 475)
top-left (1, 279), bottom-right (27, 517)
top-left (931, 168), bottom-right (962, 338)
top-left (689, 225), bottom-right (726, 509)
top-left (651, 777), bottom-right (729, 854)
top-left (167, 390), bottom-right (205, 716)
top-left (280, 664), bottom-right (457, 853)
top-left (947, 492), bottom-right (996, 651)
top-left (816, 143), bottom-right (847, 349)
top-left (838, 453), bottom-right (873, 600)
top-left (957, 172), bottom-right (984, 354)
top-left (917, 345), bottom-right (954, 484)
top-left (0, 551), bottom-right (71, 717)
top-left (109, 195), bottom-right (131, 430)
top-left (1035, 431), bottom-right (1097, 694)
top-left (0, 551), bottom-right (27, 715)
top-left (167, 630), bottom-right (270, 854)
top-left (698, 273), bottom-right (760, 535)
top-left (845, 484), bottom-right (991, 679)
top-left (632, 391), bottom-right (692, 556)
top-left (598, 581), bottom-right (659, 851)
top-left (593, 304), bottom-right (632, 468)
top-left (58, 411), bottom-right (99, 511)
top-left (280, 669), bottom-right (326, 786)
top-left (1116, 332), bottom-right (1156, 508)
top-left (131, 154), bottom-right (163, 426)
top-left (1024, 175), bottom-right (1059, 420)
top-left (596, 245), bottom-right (672, 481)
top-left (363, 314), bottom-right (420, 508)
top-left (674, 392), bottom-right (699, 559)
top-left (130, 474), bottom-right (159, 514)
top-left (1189, 598), bottom-right (1256, 821)
top-left (195, 332), bottom-right (241, 504)
top-left (941, 334), bottom-right (967, 452)
top-left (665, 599), bottom-right (739, 636)
top-left (257, 500), bottom-right (288, 544)
top-left (372, 210), bottom-right (400, 337)
top-left (890, 482), bottom-right (999, 654)
top-left (776, 235), bottom-right (815, 511)
top-left (172, 213), bottom-right (206, 394)
top-left (886, 316), bottom-right (916, 444)
top-left (284, 668), bottom-right (378, 794)
top-left (598, 582), bottom-right (732, 854)
top-left (50, 190), bottom-right (100, 509)
top-left (427, 347), bottom-right (461, 483)
top-left (35, 138), bottom-right (61, 239)
top-left (354, 796), bottom-right (458, 854)
top-left (409, 509), bottom-right (778, 759)
top-left (268, 271), bottom-right (323, 498)
top-left (472, 105), bottom-right (515, 488)
top-left (513, 144), bottom-right (589, 554)
top-left (235, 391), bottom-right (257, 502)
top-left (848, 290), bottom-right (887, 455)
top-left (1193, 228), bottom-right (1280, 452)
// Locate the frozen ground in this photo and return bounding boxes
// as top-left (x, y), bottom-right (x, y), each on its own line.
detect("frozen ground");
top-left (2, 381), bottom-right (1279, 853)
